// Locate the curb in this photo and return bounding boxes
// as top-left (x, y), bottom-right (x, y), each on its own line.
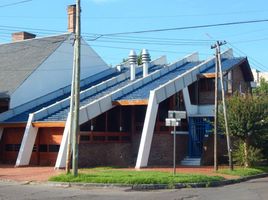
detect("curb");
top-left (45, 173), bottom-right (268, 190)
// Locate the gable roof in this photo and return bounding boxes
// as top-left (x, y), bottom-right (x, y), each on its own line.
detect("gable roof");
top-left (199, 57), bottom-right (254, 81)
top-left (0, 33), bottom-right (71, 96)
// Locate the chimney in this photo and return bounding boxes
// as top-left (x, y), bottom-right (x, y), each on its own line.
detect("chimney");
top-left (67, 5), bottom-right (76, 33)
top-left (12, 32), bottom-right (36, 42)
top-left (129, 50), bottom-right (137, 81)
top-left (142, 49), bottom-right (151, 77)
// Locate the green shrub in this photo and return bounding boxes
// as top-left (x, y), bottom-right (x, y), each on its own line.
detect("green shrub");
top-left (233, 141), bottom-right (263, 167)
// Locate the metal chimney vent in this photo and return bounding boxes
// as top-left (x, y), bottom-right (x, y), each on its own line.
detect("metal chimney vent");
top-left (142, 49), bottom-right (151, 77)
top-left (129, 50), bottom-right (137, 81)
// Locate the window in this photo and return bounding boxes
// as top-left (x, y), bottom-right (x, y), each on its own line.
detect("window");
top-left (39, 144), bottom-right (48, 152)
top-left (199, 78), bottom-right (215, 92)
top-left (93, 136), bottom-right (105, 141)
top-left (32, 145), bottom-right (37, 152)
top-left (5, 144), bottom-right (13, 151)
top-left (48, 145), bottom-right (60, 152)
top-left (5, 144), bottom-right (21, 151)
top-left (227, 71), bottom-right (233, 93)
top-left (80, 135), bottom-right (90, 141)
top-left (14, 144), bottom-right (21, 151)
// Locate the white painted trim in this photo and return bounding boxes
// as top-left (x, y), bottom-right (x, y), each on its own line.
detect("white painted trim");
top-left (55, 113), bottom-right (71, 169)
top-left (135, 91), bottom-right (159, 168)
top-left (15, 114), bottom-right (38, 166)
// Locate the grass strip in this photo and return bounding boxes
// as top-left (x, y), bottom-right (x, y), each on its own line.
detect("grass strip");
top-left (218, 166), bottom-right (268, 177)
top-left (49, 170), bottom-right (224, 185)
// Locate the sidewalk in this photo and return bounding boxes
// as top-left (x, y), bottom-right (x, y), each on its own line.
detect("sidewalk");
top-left (0, 164), bottom-right (64, 182)
top-left (0, 164), bottom-right (238, 182)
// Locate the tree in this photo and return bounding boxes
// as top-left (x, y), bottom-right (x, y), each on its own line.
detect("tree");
top-left (253, 78), bottom-right (268, 96)
top-left (218, 93), bottom-right (268, 167)
top-left (122, 51), bottom-right (143, 65)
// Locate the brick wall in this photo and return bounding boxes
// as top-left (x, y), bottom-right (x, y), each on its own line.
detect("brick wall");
top-left (201, 134), bottom-right (228, 165)
top-left (79, 143), bottom-right (133, 167)
top-left (148, 134), bottom-right (188, 166)
top-left (0, 127), bottom-right (24, 164)
top-left (78, 133), bottom-right (189, 167)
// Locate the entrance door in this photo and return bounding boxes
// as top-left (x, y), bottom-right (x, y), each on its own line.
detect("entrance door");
top-left (188, 117), bottom-right (212, 157)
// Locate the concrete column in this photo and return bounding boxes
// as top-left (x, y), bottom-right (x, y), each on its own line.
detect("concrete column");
top-left (182, 87), bottom-right (198, 115)
top-left (55, 113), bottom-right (71, 169)
top-left (16, 114), bottom-right (38, 166)
top-left (135, 91), bottom-right (159, 168)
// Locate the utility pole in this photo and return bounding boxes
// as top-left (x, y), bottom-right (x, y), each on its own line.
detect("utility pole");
top-left (66, 47), bottom-right (76, 174)
top-left (72, 0), bottom-right (81, 176)
top-left (212, 41), bottom-right (233, 171)
top-left (211, 44), bottom-right (219, 171)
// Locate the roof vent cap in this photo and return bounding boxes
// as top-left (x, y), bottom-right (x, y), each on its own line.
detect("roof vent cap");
top-left (142, 49), bottom-right (151, 63)
top-left (129, 50), bottom-right (137, 64)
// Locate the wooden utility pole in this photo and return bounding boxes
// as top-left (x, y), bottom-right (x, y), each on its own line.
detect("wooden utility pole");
top-left (217, 41), bottom-right (233, 170)
top-left (72, 0), bottom-right (81, 177)
top-left (211, 44), bottom-right (219, 171)
top-left (66, 46), bottom-right (76, 174)
top-left (212, 41), bottom-right (233, 170)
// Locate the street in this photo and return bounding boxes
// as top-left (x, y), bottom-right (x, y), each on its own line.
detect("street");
top-left (0, 177), bottom-right (268, 200)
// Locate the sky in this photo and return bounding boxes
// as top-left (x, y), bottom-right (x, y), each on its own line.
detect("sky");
top-left (0, 0), bottom-right (268, 71)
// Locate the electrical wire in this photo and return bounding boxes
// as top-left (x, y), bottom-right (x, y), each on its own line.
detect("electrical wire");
top-left (225, 43), bottom-right (268, 72)
top-left (0, 0), bottom-right (32, 8)
top-left (100, 19), bottom-right (268, 36)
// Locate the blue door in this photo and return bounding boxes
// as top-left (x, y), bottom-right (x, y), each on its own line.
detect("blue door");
top-left (188, 117), bottom-right (213, 157)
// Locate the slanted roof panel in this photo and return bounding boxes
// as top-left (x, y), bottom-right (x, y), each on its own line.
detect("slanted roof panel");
top-left (0, 34), bottom-right (70, 95)
top-left (115, 61), bottom-right (201, 101)
top-left (200, 57), bottom-right (245, 74)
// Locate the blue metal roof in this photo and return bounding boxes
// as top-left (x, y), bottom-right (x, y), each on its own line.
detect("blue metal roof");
top-left (36, 64), bottom-right (162, 122)
top-left (115, 62), bottom-right (201, 101)
top-left (200, 57), bottom-right (245, 74)
top-left (2, 56), bottom-right (249, 123)
top-left (3, 69), bottom-right (122, 123)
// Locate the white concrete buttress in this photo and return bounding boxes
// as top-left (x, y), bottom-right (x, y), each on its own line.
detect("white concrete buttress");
top-left (55, 113), bottom-right (71, 169)
top-left (135, 91), bottom-right (159, 168)
top-left (15, 114), bottom-right (38, 166)
top-left (182, 87), bottom-right (198, 115)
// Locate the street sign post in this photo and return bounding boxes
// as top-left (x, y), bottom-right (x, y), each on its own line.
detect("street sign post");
top-left (166, 110), bottom-right (186, 175)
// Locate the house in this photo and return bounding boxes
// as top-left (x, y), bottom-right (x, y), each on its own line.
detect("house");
top-left (252, 69), bottom-right (268, 85)
top-left (0, 6), bottom-right (254, 168)
top-left (0, 5), bottom-right (110, 165)
top-left (0, 46), bottom-right (253, 168)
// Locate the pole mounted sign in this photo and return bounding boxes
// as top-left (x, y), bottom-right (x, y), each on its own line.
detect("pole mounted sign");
top-left (168, 110), bottom-right (187, 120)
top-left (165, 110), bottom-right (186, 175)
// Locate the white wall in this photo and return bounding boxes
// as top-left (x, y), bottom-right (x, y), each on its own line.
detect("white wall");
top-left (10, 35), bottom-right (109, 108)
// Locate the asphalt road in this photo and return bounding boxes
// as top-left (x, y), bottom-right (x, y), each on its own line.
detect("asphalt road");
top-left (0, 177), bottom-right (268, 200)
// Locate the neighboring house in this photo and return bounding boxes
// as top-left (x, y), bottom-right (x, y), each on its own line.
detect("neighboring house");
top-left (252, 69), bottom-right (268, 85)
top-left (0, 5), bottom-right (110, 165)
top-left (0, 40), bottom-right (254, 167)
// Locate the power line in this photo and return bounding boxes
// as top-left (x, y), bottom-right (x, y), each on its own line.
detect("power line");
top-left (0, 8), bottom-right (267, 19)
top-left (86, 38), bottom-right (211, 47)
top-left (101, 19), bottom-right (268, 36)
top-left (0, 0), bottom-right (32, 8)
top-left (90, 44), bottom-right (211, 56)
top-left (225, 43), bottom-right (267, 72)
top-left (0, 25), bottom-right (63, 34)
top-left (1, 18), bottom-right (268, 41)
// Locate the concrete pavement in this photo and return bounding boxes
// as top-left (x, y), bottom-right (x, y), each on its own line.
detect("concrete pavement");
top-left (0, 176), bottom-right (268, 200)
